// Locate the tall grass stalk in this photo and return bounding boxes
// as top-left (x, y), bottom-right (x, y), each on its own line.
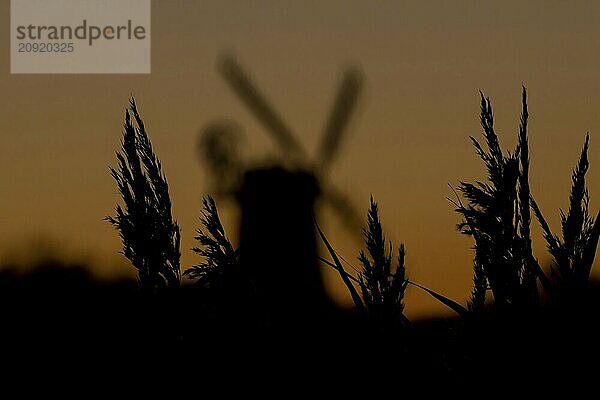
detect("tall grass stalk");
top-left (454, 88), bottom-right (542, 310)
top-left (531, 134), bottom-right (600, 297)
top-left (106, 98), bottom-right (181, 293)
top-left (184, 196), bottom-right (237, 289)
top-left (357, 196), bottom-right (408, 326)
top-left (319, 196), bottom-right (467, 318)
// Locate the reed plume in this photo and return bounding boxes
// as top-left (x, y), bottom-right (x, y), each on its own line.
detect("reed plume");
top-left (454, 88), bottom-right (543, 310)
top-left (531, 134), bottom-right (600, 297)
top-left (106, 98), bottom-right (181, 292)
top-left (184, 196), bottom-right (237, 289)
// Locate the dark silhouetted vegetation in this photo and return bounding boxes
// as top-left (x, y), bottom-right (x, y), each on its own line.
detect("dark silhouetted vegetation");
top-left (184, 196), bottom-right (237, 289)
top-left (449, 87), bottom-right (598, 317)
top-left (357, 196), bottom-right (408, 327)
top-left (318, 196), bottom-right (467, 323)
top-left (532, 134), bottom-right (600, 299)
top-left (451, 88), bottom-right (544, 311)
top-left (5, 74), bottom-right (600, 390)
top-left (106, 98), bottom-right (181, 293)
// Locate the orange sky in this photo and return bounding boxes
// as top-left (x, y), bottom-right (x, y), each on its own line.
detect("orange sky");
top-left (1, 0), bottom-right (599, 318)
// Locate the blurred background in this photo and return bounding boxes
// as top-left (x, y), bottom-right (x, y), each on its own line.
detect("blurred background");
top-left (1, 0), bottom-right (599, 318)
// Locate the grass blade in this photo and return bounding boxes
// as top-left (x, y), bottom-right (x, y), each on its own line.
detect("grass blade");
top-left (316, 221), bottom-right (364, 311)
top-left (408, 280), bottom-right (468, 317)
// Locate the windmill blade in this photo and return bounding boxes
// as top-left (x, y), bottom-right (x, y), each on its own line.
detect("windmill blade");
top-left (317, 68), bottom-right (363, 174)
top-left (219, 55), bottom-right (307, 161)
top-left (320, 185), bottom-right (363, 236)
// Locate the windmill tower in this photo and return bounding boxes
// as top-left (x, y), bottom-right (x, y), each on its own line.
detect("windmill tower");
top-left (206, 56), bottom-right (362, 321)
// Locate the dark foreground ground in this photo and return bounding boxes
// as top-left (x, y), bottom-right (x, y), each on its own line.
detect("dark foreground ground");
top-left (1, 262), bottom-right (599, 393)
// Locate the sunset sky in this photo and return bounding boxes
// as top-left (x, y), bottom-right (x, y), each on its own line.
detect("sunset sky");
top-left (1, 0), bottom-right (599, 317)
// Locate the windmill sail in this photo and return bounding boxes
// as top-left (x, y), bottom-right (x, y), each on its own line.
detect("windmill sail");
top-left (317, 68), bottom-right (363, 174)
top-left (219, 56), bottom-right (307, 161)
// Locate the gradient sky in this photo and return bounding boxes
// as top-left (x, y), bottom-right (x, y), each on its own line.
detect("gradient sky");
top-left (1, 0), bottom-right (599, 317)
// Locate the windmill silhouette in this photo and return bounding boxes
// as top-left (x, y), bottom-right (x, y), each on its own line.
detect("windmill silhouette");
top-left (202, 56), bottom-right (363, 321)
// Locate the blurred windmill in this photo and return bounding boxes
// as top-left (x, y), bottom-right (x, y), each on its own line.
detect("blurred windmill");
top-left (198, 56), bottom-right (363, 319)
